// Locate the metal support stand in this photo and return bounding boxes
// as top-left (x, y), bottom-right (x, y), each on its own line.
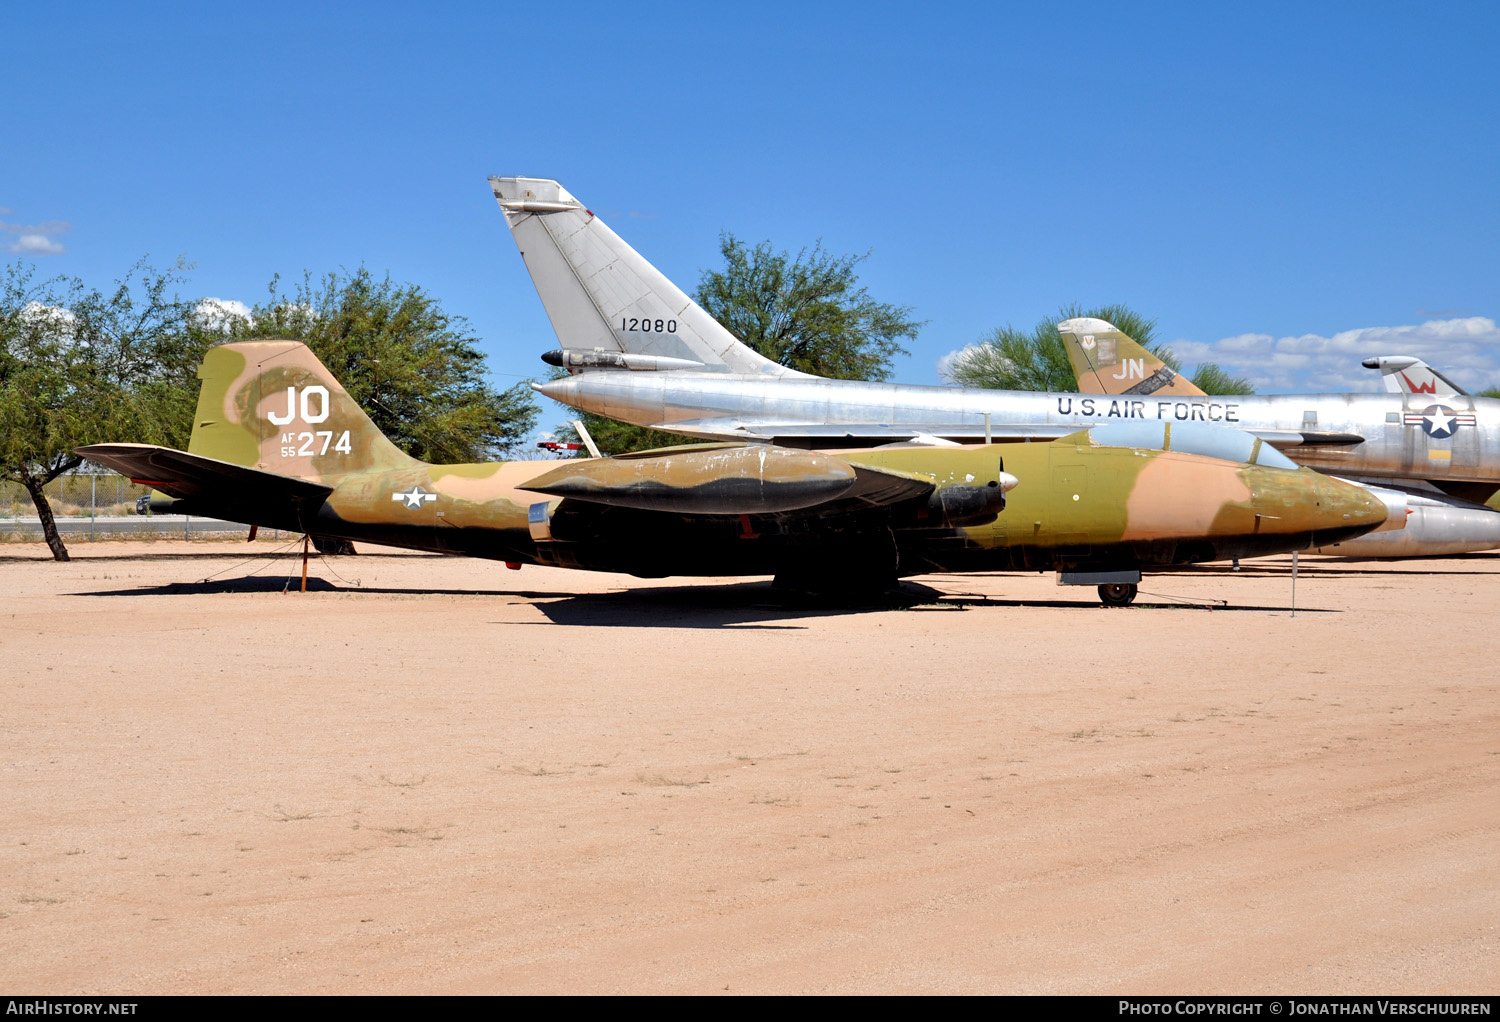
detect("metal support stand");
top-left (301, 534), bottom-right (310, 593)
top-left (1291, 548), bottom-right (1298, 617)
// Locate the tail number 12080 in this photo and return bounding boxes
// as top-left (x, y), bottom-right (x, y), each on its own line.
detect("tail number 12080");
top-left (621, 317), bottom-right (676, 333)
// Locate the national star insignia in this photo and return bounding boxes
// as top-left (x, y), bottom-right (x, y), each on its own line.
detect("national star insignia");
top-left (1403, 404), bottom-right (1476, 440)
top-left (1426, 407), bottom-right (1457, 438)
top-left (392, 485), bottom-right (438, 509)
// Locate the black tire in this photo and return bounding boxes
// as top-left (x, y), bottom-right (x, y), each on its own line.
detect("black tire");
top-left (1098, 582), bottom-right (1137, 607)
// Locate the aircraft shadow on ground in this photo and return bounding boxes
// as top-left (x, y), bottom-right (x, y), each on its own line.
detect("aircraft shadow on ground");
top-left (70, 573), bottom-right (1335, 619)
top-left (516, 580), bottom-right (952, 629)
top-left (71, 575), bottom-right (952, 626)
top-left (0, 550), bottom-right (435, 566)
top-left (475, 580), bottom-right (1329, 625)
top-left (72, 574), bottom-right (563, 598)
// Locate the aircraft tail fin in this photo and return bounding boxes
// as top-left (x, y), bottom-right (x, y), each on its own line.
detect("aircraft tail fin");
top-left (1361, 356), bottom-right (1467, 397)
top-left (489, 176), bottom-right (806, 378)
top-left (1057, 317), bottom-right (1205, 397)
top-left (188, 340), bottom-right (418, 483)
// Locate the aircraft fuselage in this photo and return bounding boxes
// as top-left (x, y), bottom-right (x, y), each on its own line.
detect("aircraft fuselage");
top-left (537, 372), bottom-right (1500, 486)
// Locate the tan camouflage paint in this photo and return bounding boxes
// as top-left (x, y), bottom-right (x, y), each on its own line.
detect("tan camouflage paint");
top-left (154, 341), bottom-right (1388, 574)
top-left (1058, 318), bottom-right (1205, 398)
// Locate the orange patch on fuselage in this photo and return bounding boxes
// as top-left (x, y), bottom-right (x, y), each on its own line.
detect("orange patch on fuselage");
top-left (1122, 453), bottom-right (1252, 541)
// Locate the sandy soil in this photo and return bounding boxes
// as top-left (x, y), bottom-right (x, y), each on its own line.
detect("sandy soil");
top-left (1, 538), bottom-right (1496, 994)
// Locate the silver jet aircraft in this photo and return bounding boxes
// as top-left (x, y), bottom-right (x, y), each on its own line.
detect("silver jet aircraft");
top-left (491, 177), bottom-right (1500, 516)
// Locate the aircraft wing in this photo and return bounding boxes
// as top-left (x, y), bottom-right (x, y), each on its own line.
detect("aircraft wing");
top-left (651, 418), bottom-right (1369, 449)
top-left (75, 443), bottom-right (334, 516)
top-left (519, 444), bottom-right (934, 516)
top-left (650, 418), bottom-right (1085, 445)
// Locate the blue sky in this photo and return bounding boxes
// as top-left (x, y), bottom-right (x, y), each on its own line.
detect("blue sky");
top-left (5, 2), bottom-right (1498, 400)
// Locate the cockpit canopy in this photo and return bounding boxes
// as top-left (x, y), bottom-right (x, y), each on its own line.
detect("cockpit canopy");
top-left (1087, 421), bottom-right (1299, 470)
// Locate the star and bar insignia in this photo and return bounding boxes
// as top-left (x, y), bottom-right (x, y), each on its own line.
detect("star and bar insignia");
top-left (1403, 404), bottom-right (1477, 440)
top-left (392, 485), bottom-right (438, 510)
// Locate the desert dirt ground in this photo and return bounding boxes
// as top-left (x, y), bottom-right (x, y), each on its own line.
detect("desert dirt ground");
top-left (1, 538), bottom-right (1496, 994)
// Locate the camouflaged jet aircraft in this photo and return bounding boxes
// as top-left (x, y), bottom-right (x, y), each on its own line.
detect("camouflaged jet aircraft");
top-left (75, 341), bottom-right (1386, 605)
top-left (494, 177), bottom-right (1500, 509)
top-left (1059, 319), bottom-right (1500, 558)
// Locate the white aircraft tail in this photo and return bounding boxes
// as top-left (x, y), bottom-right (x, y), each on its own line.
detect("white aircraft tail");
top-left (1361, 356), bottom-right (1466, 397)
top-left (489, 177), bottom-right (805, 378)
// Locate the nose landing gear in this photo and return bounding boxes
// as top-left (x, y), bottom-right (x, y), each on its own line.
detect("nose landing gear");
top-left (1098, 582), bottom-right (1138, 607)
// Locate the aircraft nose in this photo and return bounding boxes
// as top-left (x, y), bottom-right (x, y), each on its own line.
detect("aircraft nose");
top-left (1311, 472), bottom-right (1389, 531)
top-left (1308, 472), bottom-right (1389, 547)
top-left (1251, 468), bottom-right (1388, 545)
top-left (1266, 465), bottom-right (1392, 537)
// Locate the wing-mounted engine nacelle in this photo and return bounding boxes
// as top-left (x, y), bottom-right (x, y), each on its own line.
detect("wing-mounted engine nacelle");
top-left (925, 472), bottom-right (1019, 526)
top-left (541, 349), bottom-right (707, 372)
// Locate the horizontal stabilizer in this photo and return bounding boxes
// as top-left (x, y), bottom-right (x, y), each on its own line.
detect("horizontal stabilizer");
top-left (76, 443), bottom-right (333, 511)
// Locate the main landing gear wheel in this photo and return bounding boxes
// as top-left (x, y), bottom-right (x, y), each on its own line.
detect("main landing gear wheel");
top-left (1098, 582), bottom-right (1138, 607)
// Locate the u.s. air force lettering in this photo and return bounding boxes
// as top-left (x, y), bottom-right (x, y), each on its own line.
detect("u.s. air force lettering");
top-left (1056, 397), bottom-right (1241, 423)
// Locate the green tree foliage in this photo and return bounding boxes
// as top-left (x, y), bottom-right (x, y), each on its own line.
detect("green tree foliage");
top-left (556, 234), bottom-right (920, 455)
top-left (696, 233), bottom-right (920, 380)
top-left (0, 259), bottom-right (208, 561)
top-left (1188, 361), bottom-right (1257, 396)
top-left (942, 303), bottom-right (1255, 395)
top-left (1476, 385), bottom-right (1500, 398)
top-left (944, 304), bottom-right (1167, 393)
top-left (223, 268), bottom-right (538, 462)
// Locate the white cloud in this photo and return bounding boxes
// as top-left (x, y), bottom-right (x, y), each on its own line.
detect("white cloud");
top-left (9, 234), bottom-right (66, 255)
top-left (20, 301), bottom-right (76, 328)
top-left (2, 216), bottom-right (70, 256)
top-left (935, 343), bottom-right (984, 380)
top-left (192, 298), bottom-right (253, 332)
top-left (18, 302), bottom-right (80, 345)
top-left (0, 207), bottom-right (12, 215)
top-left (937, 316), bottom-right (1500, 394)
top-left (1169, 317), bottom-right (1500, 393)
